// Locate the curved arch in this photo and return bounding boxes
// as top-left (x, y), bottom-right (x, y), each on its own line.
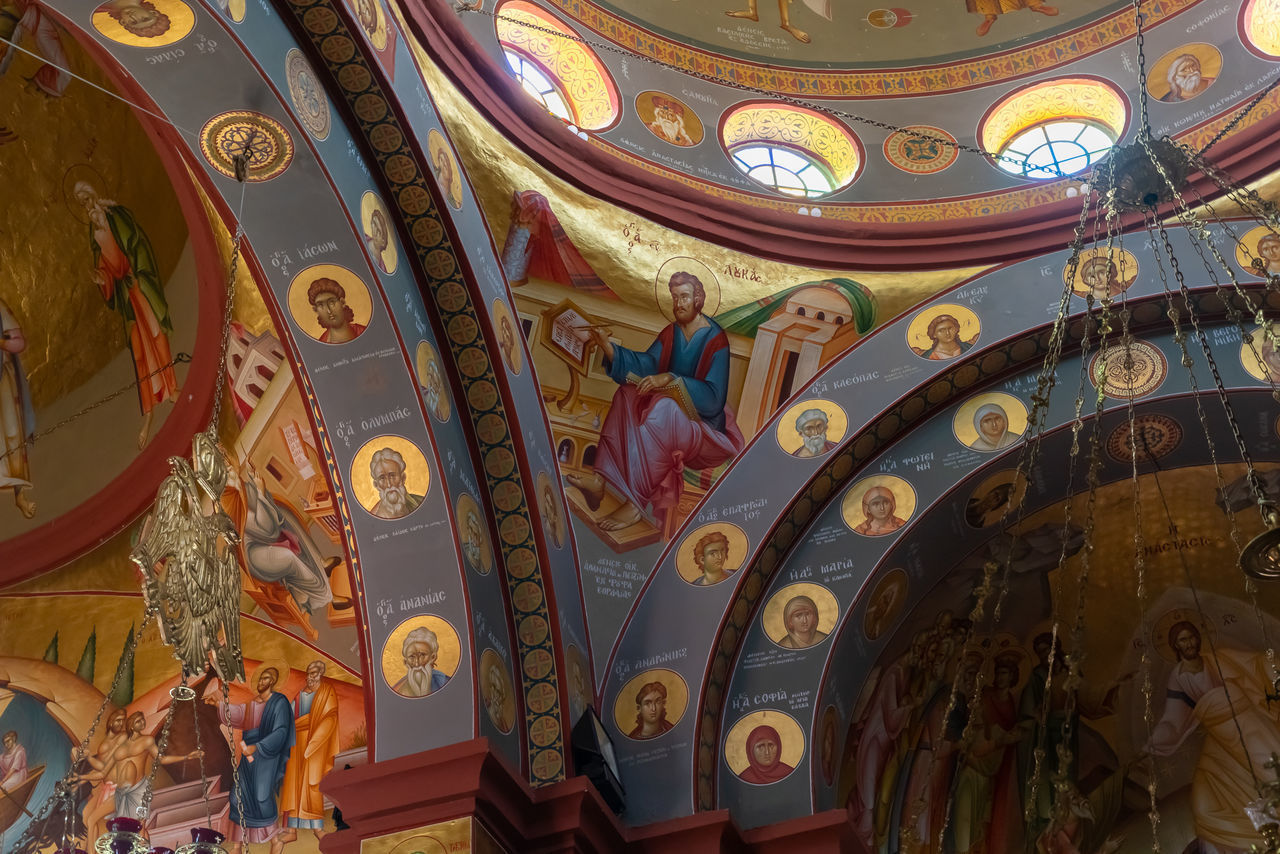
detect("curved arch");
top-left (494, 0), bottom-right (621, 131)
top-left (719, 102), bottom-right (863, 198)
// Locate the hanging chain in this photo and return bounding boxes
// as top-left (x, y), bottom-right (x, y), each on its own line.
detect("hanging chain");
top-left (191, 684), bottom-right (213, 829)
top-left (0, 355), bottom-right (192, 468)
top-left (137, 691), bottom-right (182, 822)
top-left (208, 170), bottom-right (248, 433)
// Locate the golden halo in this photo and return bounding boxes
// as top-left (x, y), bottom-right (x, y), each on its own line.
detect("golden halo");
top-left (634, 90), bottom-right (705, 147)
top-left (427, 130), bottom-right (463, 210)
top-left (761, 582), bottom-right (839, 649)
top-left (1151, 608), bottom-right (1214, 662)
top-left (841, 474), bottom-right (917, 535)
top-left (479, 648), bottom-right (516, 734)
top-left (1145, 43), bottom-right (1223, 102)
top-left (286, 263), bottom-right (374, 344)
top-left (387, 836), bottom-right (447, 854)
top-left (349, 435), bottom-right (431, 520)
top-left (225, 0), bottom-right (245, 22)
top-left (491, 299), bottom-right (523, 376)
top-left (613, 669), bottom-right (688, 740)
top-left (1063, 246), bottom-right (1140, 299)
top-left (654, 256), bottom-right (721, 320)
top-left (91, 0), bottom-right (195, 47)
top-left (360, 191), bottom-right (397, 275)
top-left (1236, 225), bottom-right (1280, 277)
top-left (723, 710), bottom-right (805, 783)
top-left (978, 633), bottom-right (1031, 693)
top-left (456, 492), bottom-right (492, 574)
top-left (535, 471), bottom-right (566, 549)
top-left (905, 303), bottom-right (981, 360)
top-left (775, 399), bottom-right (849, 457)
top-left (380, 614), bottom-right (462, 696)
top-left (415, 340), bottom-right (452, 422)
top-left (674, 522), bottom-right (749, 586)
top-left (62, 163), bottom-right (111, 225)
top-left (952, 392), bottom-right (1029, 452)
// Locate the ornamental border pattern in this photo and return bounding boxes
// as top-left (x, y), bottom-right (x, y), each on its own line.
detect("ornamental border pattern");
top-left (544, 0), bottom-right (1185, 97)
top-left (280, 0), bottom-right (566, 784)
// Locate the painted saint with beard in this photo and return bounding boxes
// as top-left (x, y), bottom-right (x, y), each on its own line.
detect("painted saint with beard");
top-left (369, 447), bottom-right (423, 520)
top-left (392, 626), bottom-right (450, 697)
top-left (567, 271), bottom-right (744, 532)
top-left (790, 408), bottom-right (837, 458)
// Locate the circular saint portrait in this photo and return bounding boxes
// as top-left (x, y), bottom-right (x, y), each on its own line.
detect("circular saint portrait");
top-left (776, 399), bottom-right (848, 459)
top-left (199, 111), bottom-right (294, 182)
top-left (818, 705), bottom-right (838, 786)
top-left (1147, 43), bottom-right (1222, 104)
top-left (1091, 340), bottom-right (1167, 399)
top-left (965, 469), bottom-right (1028, 529)
top-left (456, 492), bottom-right (492, 575)
top-left (841, 474), bottom-right (917, 537)
top-left (1235, 225), bottom-right (1280, 278)
top-left (1064, 247), bottom-right (1140, 300)
top-left (381, 614), bottom-right (461, 699)
top-left (361, 191), bottom-right (397, 275)
top-left (287, 264), bottom-right (373, 345)
top-left (614, 669), bottom-right (688, 741)
top-left (286, 50), bottom-right (330, 140)
top-left (762, 582), bottom-right (838, 650)
top-left (863, 568), bottom-right (909, 640)
top-left (675, 522), bottom-right (749, 587)
top-left (92, 0), bottom-right (194, 46)
top-left (883, 126), bottom-right (958, 175)
top-left (415, 340), bottom-right (451, 423)
top-left (1241, 323), bottom-right (1280, 383)
top-left (952, 391), bottom-right (1028, 453)
top-left (386, 837), bottom-right (445, 854)
top-left (427, 130), bottom-right (463, 210)
top-left (980, 635), bottom-right (1031, 694)
top-left (479, 648), bottom-right (516, 734)
top-left (350, 436), bottom-right (430, 521)
top-left (724, 710), bottom-right (805, 786)
top-left (1152, 608), bottom-right (1215, 662)
top-left (491, 299), bottom-right (522, 376)
top-left (655, 257), bottom-right (721, 320)
top-left (346, 0), bottom-right (387, 49)
top-left (566, 644), bottom-right (590, 722)
top-left (906, 304), bottom-right (980, 361)
top-left (536, 471), bottom-right (567, 550)
top-left (636, 91), bottom-right (704, 147)
top-left (1106, 413), bottom-right (1183, 463)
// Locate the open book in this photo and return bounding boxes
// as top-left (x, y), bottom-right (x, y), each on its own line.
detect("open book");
top-left (625, 372), bottom-right (698, 420)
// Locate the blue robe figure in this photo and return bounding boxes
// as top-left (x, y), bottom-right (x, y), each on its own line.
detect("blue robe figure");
top-left (217, 670), bottom-right (296, 844)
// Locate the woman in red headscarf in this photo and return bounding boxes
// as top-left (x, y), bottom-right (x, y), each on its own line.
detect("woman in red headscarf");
top-left (738, 724), bottom-right (795, 784)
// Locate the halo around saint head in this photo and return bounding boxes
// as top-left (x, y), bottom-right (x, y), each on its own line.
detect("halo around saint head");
top-left (723, 709), bottom-right (805, 784)
top-left (841, 474), bottom-right (917, 535)
top-left (287, 263), bottom-right (374, 344)
top-left (491, 299), bottom-right (523, 376)
top-left (906, 303), bottom-right (981, 360)
top-left (674, 522), bottom-right (749, 586)
top-left (350, 435), bottom-right (431, 520)
top-left (775, 399), bottom-right (848, 457)
top-left (964, 468), bottom-right (1029, 528)
top-left (761, 582), bottom-right (839, 649)
top-left (1236, 225), bottom-right (1280, 277)
top-left (380, 614), bottom-right (462, 696)
top-left (1064, 247), bottom-right (1140, 299)
top-left (655, 257), bottom-right (721, 320)
top-left (862, 568), bottom-right (909, 641)
top-left (952, 391), bottom-right (1028, 452)
top-left (361, 191), bottom-right (398, 275)
top-left (427, 130), bottom-right (463, 210)
top-left (613, 668), bottom-right (688, 740)
top-left (479, 648), bottom-right (516, 734)
top-left (455, 492), bottom-right (492, 574)
top-left (92, 0), bottom-right (195, 47)
top-left (1145, 43), bottom-right (1222, 102)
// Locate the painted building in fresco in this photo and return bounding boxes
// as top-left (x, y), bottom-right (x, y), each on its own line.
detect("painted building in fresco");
top-left (2, 0), bottom-right (1280, 850)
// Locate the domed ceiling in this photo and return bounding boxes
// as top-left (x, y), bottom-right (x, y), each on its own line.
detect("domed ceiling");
top-left (5, 0), bottom-right (1280, 848)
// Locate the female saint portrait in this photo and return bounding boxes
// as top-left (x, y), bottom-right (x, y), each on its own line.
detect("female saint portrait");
top-left (842, 475), bottom-right (915, 537)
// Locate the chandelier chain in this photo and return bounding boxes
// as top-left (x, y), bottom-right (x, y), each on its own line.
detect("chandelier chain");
top-left (191, 684), bottom-right (213, 829)
top-left (138, 692), bottom-right (182, 821)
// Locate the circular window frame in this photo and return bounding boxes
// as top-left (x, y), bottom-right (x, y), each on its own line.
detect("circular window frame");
top-left (993, 116), bottom-right (1119, 180)
top-left (494, 0), bottom-right (622, 132)
top-left (501, 46), bottom-right (578, 126)
top-left (718, 101), bottom-right (864, 201)
top-left (977, 76), bottom-right (1130, 182)
top-left (1239, 0), bottom-right (1280, 59)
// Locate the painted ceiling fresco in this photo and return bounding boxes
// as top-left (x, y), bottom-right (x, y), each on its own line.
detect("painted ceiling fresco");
top-left (0, 26), bottom-right (195, 542)
top-left (7, 0), bottom-right (1280, 846)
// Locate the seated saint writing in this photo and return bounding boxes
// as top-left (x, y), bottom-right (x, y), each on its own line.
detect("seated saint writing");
top-left (568, 272), bottom-right (744, 531)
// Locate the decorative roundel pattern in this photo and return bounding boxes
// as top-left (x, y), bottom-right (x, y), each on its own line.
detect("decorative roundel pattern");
top-left (199, 110), bottom-right (295, 182)
top-left (286, 49), bottom-right (331, 141)
top-left (1105, 413), bottom-right (1183, 463)
top-left (883, 126), bottom-right (958, 174)
top-left (1091, 339), bottom-right (1168, 399)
